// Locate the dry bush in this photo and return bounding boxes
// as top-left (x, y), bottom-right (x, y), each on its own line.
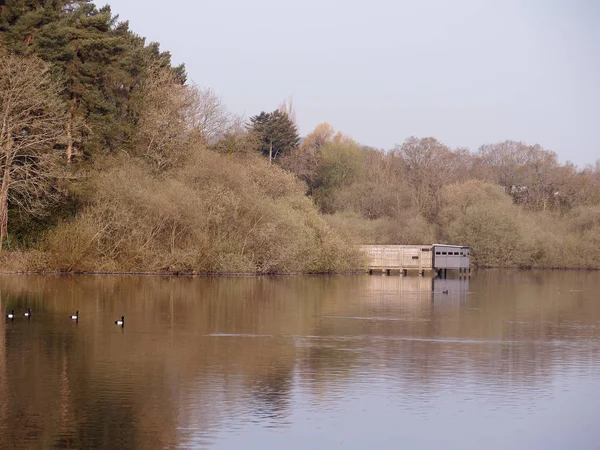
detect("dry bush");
top-left (0, 250), bottom-right (42, 272)
top-left (241, 155), bottom-right (308, 200)
top-left (567, 205), bottom-right (600, 233)
top-left (438, 180), bottom-right (600, 269)
top-left (508, 208), bottom-right (600, 269)
top-left (325, 212), bottom-right (395, 245)
top-left (393, 214), bottom-right (438, 245)
top-left (39, 148), bottom-right (364, 273)
top-left (329, 179), bottom-right (411, 220)
top-left (324, 210), bottom-right (436, 246)
top-left (440, 180), bottom-right (511, 225)
top-left (448, 202), bottom-right (529, 267)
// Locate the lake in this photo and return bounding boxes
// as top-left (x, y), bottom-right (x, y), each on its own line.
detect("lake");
top-left (0, 271), bottom-right (599, 449)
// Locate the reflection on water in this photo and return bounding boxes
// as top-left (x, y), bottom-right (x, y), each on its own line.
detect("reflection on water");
top-left (0, 271), bottom-right (599, 449)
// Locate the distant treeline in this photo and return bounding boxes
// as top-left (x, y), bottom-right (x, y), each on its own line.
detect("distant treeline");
top-left (1, 1), bottom-right (599, 272)
top-left (287, 129), bottom-right (600, 269)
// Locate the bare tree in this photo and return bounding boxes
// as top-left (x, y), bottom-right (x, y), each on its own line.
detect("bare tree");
top-left (134, 65), bottom-right (199, 170)
top-left (477, 141), bottom-right (530, 191)
top-left (395, 137), bottom-right (465, 221)
top-left (0, 54), bottom-right (65, 249)
top-left (135, 66), bottom-right (237, 169)
top-left (278, 95), bottom-right (296, 125)
top-left (477, 141), bottom-right (563, 210)
top-left (188, 87), bottom-right (235, 144)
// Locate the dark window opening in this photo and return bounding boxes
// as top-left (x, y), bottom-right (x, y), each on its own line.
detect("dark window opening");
top-left (411, 256), bottom-right (419, 260)
top-left (442, 252), bottom-right (447, 255)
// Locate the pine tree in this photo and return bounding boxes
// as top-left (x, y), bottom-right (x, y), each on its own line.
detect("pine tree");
top-left (248, 110), bottom-right (300, 164)
top-left (0, 0), bottom-right (186, 163)
top-left (36, 3), bottom-right (130, 161)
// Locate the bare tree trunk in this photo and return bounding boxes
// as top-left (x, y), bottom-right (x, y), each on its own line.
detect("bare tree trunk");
top-left (0, 54), bottom-right (65, 251)
top-left (269, 141), bottom-right (273, 165)
top-left (0, 162), bottom-right (10, 251)
top-left (66, 97), bottom-right (75, 164)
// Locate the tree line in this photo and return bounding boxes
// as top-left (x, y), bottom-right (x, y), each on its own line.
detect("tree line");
top-left (279, 124), bottom-right (600, 267)
top-left (1, 0), bottom-right (599, 271)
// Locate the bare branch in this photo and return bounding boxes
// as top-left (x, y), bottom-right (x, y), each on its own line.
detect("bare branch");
top-left (0, 54), bottom-right (66, 248)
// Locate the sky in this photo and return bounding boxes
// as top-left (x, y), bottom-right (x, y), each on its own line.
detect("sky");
top-left (107, 0), bottom-right (599, 167)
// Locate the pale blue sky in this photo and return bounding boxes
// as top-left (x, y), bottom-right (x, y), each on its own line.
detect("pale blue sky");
top-left (107, 0), bottom-right (599, 167)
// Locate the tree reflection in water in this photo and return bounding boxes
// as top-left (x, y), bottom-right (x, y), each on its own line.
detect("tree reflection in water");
top-left (0, 271), bottom-right (598, 449)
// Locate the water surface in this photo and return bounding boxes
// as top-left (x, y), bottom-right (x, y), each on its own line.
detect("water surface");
top-left (0, 271), bottom-right (599, 449)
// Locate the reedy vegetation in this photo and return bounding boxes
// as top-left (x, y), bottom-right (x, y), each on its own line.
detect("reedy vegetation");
top-left (1, 1), bottom-right (599, 272)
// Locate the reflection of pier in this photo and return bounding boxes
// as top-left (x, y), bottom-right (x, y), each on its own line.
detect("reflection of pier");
top-left (366, 274), bottom-right (470, 304)
top-left (368, 274), bottom-right (434, 294)
top-left (431, 278), bottom-right (470, 304)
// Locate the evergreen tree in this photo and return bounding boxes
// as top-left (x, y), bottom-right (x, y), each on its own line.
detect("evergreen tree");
top-left (248, 110), bottom-right (299, 164)
top-left (0, 0), bottom-right (186, 163)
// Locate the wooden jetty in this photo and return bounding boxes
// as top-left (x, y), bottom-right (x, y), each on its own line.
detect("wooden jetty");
top-left (360, 244), bottom-right (471, 277)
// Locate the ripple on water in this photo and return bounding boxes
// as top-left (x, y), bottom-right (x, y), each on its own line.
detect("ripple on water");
top-left (206, 333), bottom-right (274, 338)
top-left (1, 272), bottom-right (600, 450)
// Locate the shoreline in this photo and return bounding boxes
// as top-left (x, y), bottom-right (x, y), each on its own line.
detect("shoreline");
top-left (0, 270), bottom-right (371, 277)
top-left (0, 267), bottom-right (598, 277)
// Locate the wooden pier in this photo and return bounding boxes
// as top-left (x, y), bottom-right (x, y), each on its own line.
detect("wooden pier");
top-left (360, 244), bottom-right (471, 276)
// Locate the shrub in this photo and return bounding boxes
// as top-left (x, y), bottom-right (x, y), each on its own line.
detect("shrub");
top-left (448, 202), bottom-right (528, 267)
top-left (38, 149), bottom-right (364, 273)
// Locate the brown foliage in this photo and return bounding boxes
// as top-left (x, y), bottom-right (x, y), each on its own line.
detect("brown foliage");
top-left (476, 141), bottom-right (572, 211)
top-left (395, 137), bottom-right (468, 221)
top-left (133, 66), bottom-right (199, 170)
top-left (36, 148), bottom-right (364, 273)
top-left (133, 66), bottom-right (236, 171)
top-left (279, 122), bottom-right (347, 189)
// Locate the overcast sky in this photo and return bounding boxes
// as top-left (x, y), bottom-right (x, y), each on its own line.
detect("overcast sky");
top-left (107, 0), bottom-right (599, 166)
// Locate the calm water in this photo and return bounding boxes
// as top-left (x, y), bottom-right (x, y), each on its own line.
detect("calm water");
top-left (0, 271), bottom-right (599, 449)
